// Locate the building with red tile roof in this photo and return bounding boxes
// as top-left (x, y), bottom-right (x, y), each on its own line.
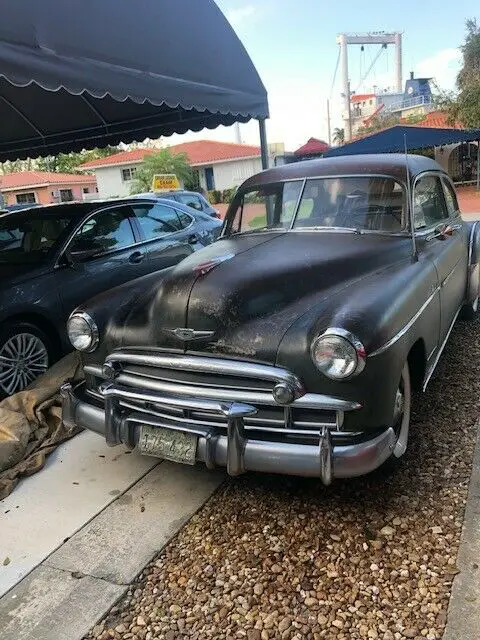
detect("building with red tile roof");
top-left (79, 140), bottom-right (264, 197)
top-left (0, 171), bottom-right (97, 206)
top-left (294, 138), bottom-right (330, 157)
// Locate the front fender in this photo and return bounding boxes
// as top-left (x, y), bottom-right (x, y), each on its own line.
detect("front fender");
top-left (277, 256), bottom-right (439, 431)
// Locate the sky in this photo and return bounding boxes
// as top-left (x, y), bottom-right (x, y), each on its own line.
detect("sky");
top-left (167, 0), bottom-right (471, 152)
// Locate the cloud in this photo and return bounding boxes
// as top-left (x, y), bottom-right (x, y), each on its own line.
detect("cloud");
top-left (415, 48), bottom-right (462, 91)
top-left (226, 5), bottom-right (257, 28)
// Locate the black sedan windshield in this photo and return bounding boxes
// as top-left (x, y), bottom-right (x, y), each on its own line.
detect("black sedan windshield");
top-left (227, 176), bottom-right (406, 235)
top-left (0, 214), bottom-right (72, 263)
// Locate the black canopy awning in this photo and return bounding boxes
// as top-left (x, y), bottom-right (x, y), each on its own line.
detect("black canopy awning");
top-left (324, 125), bottom-right (480, 157)
top-left (0, 0), bottom-right (269, 162)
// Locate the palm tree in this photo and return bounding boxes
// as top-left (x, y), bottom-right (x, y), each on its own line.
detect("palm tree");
top-left (131, 149), bottom-right (192, 193)
top-left (333, 128), bottom-right (345, 146)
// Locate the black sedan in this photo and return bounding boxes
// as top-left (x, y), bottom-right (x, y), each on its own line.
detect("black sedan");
top-left (63, 154), bottom-right (480, 484)
top-left (0, 197), bottom-right (221, 396)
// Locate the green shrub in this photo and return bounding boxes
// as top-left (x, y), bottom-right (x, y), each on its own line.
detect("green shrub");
top-left (222, 187), bottom-right (237, 204)
top-left (208, 189), bottom-right (222, 204)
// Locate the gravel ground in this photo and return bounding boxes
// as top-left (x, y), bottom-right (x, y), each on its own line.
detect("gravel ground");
top-left (85, 318), bottom-right (480, 640)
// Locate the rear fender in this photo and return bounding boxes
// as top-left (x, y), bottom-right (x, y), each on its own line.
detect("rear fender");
top-left (467, 221), bottom-right (480, 303)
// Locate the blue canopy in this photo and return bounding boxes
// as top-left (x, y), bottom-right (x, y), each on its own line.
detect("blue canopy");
top-left (0, 0), bottom-right (269, 162)
top-left (324, 125), bottom-right (480, 157)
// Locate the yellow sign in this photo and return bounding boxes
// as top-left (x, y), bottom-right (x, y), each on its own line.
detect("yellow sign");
top-left (152, 174), bottom-right (180, 191)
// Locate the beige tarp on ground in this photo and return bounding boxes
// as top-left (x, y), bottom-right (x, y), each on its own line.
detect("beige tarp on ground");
top-left (0, 354), bottom-right (83, 500)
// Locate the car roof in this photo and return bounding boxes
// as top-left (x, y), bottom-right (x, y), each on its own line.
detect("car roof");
top-left (241, 154), bottom-right (445, 190)
top-left (0, 198), bottom-right (148, 221)
top-left (134, 190), bottom-right (204, 198)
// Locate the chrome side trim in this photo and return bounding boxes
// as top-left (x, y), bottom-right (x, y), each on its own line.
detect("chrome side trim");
top-left (422, 305), bottom-right (462, 391)
top-left (441, 259), bottom-right (461, 288)
top-left (105, 352), bottom-right (305, 398)
top-left (369, 287), bottom-right (440, 357)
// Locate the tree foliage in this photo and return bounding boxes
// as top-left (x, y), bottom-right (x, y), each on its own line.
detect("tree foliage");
top-left (36, 147), bottom-right (120, 174)
top-left (332, 128), bottom-right (345, 145)
top-left (444, 18), bottom-right (480, 127)
top-left (130, 149), bottom-right (192, 193)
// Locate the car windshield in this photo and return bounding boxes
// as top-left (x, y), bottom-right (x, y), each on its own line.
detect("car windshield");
top-left (0, 214), bottom-right (72, 263)
top-left (227, 176), bottom-right (406, 235)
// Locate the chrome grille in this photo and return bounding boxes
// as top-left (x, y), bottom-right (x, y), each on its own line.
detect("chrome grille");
top-left (85, 351), bottom-right (360, 442)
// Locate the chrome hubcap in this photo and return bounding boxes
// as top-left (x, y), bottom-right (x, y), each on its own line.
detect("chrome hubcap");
top-left (0, 333), bottom-right (48, 395)
top-left (392, 364), bottom-right (411, 459)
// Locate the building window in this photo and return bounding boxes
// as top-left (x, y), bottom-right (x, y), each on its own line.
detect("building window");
top-left (16, 192), bottom-right (36, 204)
top-left (83, 187), bottom-right (90, 194)
top-left (59, 189), bottom-right (74, 202)
top-left (121, 167), bottom-right (137, 181)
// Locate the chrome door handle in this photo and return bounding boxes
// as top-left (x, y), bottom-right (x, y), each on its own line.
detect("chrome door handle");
top-left (129, 251), bottom-right (145, 264)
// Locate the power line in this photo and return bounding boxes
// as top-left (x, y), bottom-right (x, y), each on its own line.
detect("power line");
top-left (329, 47), bottom-right (341, 101)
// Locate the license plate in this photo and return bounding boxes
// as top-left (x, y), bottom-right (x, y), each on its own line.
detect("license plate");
top-left (138, 425), bottom-right (197, 465)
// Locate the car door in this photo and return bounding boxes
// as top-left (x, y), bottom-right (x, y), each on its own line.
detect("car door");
top-left (58, 204), bottom-right (148, 316)
top-left (130, 202), bottom-right (195, 272)
top-left (413, 173), bottom-right (467, 343)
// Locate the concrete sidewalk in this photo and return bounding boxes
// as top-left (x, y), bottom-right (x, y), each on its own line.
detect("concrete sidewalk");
top-left (0, 432), bottom-right (224, 640)
top-left (443, 420), bottom-right (480, 640)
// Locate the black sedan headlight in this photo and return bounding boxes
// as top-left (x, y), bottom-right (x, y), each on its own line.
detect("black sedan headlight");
top-left (67, 312), bottom-right (99, 352)
top-left (311, 329), bottom-right (366, 380)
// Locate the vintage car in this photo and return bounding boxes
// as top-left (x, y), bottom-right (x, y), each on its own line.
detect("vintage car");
top-left (61, 154), bottom-right (480, 484)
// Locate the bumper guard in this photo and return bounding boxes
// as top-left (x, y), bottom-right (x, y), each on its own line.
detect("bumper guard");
top-left (61, 381), bottom-right (395, 485)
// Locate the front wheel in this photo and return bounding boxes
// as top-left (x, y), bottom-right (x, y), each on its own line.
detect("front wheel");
top-left (0, 322), bottom-right (53, 399)
top-left (380, 363), bottom-right (411, 475)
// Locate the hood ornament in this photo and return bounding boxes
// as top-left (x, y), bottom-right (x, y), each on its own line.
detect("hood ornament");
top-left (193, 253), bottom-right (235, 276)
top-left (167, 328), bottom-right (215, 341)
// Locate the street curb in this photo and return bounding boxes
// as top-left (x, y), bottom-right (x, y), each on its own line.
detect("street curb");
top-left (443, 418), bottom-right (480, 639)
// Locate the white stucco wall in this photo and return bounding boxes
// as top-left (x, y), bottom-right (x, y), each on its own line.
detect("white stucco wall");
top-left (92, 157), bottom-right (263, 198)
top-left (208, 157), bottom-right (262, 190)
top-left (94, 164), bottom-right (140, 198)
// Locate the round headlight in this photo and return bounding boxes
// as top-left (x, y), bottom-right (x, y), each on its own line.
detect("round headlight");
top-left (311, 330), bottom-right (365, 380)
top-left (67, 313), bottom-right (99, 352)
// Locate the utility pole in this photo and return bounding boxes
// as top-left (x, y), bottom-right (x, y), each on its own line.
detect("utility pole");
top-left (347, 81), bottom-right (352, 142)
top-left (326, 99), bottom-right (331, 146)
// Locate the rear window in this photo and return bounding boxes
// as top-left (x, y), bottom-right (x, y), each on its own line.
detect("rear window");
top-left (227, 176), bottom-right (406, 235)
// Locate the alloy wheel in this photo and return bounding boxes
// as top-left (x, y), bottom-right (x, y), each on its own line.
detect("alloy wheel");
top-left (0, 332), bottom-right (49, 395)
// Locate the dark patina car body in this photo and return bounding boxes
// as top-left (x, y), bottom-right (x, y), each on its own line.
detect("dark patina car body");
top-left (62, 155), bottom-right (480, 484)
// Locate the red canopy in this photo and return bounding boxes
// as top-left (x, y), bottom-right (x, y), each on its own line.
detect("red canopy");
top-left (294, 137), bottom-right (330, 156)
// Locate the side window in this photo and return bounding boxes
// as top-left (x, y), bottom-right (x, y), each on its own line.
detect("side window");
top-left (132, 204), bottom-right (183, 240)
top-left (70, 207), bottom-right (135, 254)
top-left (175, 209), bottom-right (193, 229)
top-left (177, 194), bottom-right (202, 210)
top-left (413, 175), bottom-right (449, 230)
top-left (442, 179), bottom-right (459, 216)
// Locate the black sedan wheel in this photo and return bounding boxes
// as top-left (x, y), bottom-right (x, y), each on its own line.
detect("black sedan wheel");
top-left (391, 363), bottom-right (411, 459)
top-left (0, 323), bottom-right (52, 398)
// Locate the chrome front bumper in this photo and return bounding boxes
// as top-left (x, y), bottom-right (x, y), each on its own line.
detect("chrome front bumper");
top-left (61, 381), bottom-right (396, 485)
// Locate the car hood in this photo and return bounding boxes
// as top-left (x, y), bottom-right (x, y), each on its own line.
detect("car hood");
top-left (116, 231), bottom-right (412, 362)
